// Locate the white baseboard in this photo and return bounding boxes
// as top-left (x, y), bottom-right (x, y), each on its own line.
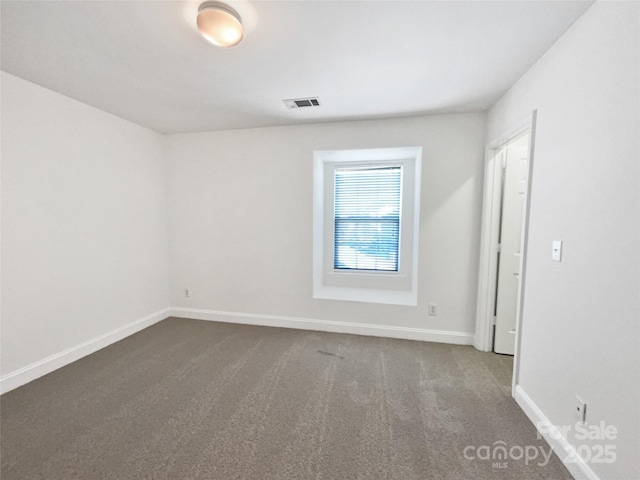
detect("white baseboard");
top-left (0, 308), bottom-right (171, 395)
top-left (170, 307), bottom-right (474, 345)
top-left (514, 384), bottom-right (600, 480)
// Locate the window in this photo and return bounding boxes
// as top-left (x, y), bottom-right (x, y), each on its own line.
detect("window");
top-left (334, 165), bottom-right (401, 272)
top-left (313, 147), bottom-right (422, 305)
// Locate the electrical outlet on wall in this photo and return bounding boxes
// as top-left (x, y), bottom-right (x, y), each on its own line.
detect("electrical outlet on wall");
top-left (185, 288), bottom-right (190, 298)
top-left (428, 304), bottom-right (438, 316)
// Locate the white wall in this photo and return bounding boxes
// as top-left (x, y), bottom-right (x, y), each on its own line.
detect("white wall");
top-left (166, 113), bottom-right (486, 340)
top-left (487, 2), bottom-right (639, 479)
top-left (1, 73), bottom-right (170, 382)
top-left (1, 74), bottom-right (485, 387)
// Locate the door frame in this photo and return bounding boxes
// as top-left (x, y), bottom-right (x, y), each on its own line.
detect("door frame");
top-left (474, 110), bottom-right (537, 395)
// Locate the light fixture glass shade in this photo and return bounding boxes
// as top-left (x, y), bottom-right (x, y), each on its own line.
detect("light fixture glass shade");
top-left (197, 2), bottom-right (243, 47)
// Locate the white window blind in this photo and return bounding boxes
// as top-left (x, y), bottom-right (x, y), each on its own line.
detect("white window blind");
top-left (334, 165), bottom-right (402, 272)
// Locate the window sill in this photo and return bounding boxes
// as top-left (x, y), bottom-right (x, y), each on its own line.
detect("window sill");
top-left (313, 284), bottom-right (417, 306)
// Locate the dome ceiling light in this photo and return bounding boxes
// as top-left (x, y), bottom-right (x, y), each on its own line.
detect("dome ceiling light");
top-left (196, 2), bottom-right (243, 48)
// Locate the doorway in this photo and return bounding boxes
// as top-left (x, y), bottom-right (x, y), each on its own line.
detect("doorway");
top-left (474, 112), bottom-right (536, 391)
top-left (493, 133), bottom-right (529, 355)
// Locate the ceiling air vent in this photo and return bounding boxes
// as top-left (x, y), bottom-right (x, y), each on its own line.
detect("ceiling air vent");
top-left (283, 97), bottom-right (321, 109)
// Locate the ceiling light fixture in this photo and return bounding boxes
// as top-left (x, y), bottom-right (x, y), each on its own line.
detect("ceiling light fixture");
top-left (196, 1), bottom-right (243, 48)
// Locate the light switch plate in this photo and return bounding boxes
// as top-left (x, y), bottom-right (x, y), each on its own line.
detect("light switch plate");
top-left (575, 396), bottom-right (587, 423)
top-left (552, 240), bottom-right (563, 262)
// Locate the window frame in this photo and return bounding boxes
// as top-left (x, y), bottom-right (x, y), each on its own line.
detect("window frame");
top-left (313, 146), bottom-right (422, 305)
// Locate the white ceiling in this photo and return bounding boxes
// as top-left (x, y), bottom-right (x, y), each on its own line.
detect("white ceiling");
top-left (1, 0), bottom-right (593, 134)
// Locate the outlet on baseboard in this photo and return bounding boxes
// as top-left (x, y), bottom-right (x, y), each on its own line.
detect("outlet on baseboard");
top-left (428, 303), bottom-right (438, 316)
top-left (575, 396), bottom-right (587, 424)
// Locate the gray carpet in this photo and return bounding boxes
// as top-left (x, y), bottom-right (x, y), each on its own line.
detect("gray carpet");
top-left (1, 318), bottom-right (572, 479)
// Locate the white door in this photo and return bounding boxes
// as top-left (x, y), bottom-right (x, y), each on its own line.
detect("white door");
top-left (494, 134), bottom-right (529, 355)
